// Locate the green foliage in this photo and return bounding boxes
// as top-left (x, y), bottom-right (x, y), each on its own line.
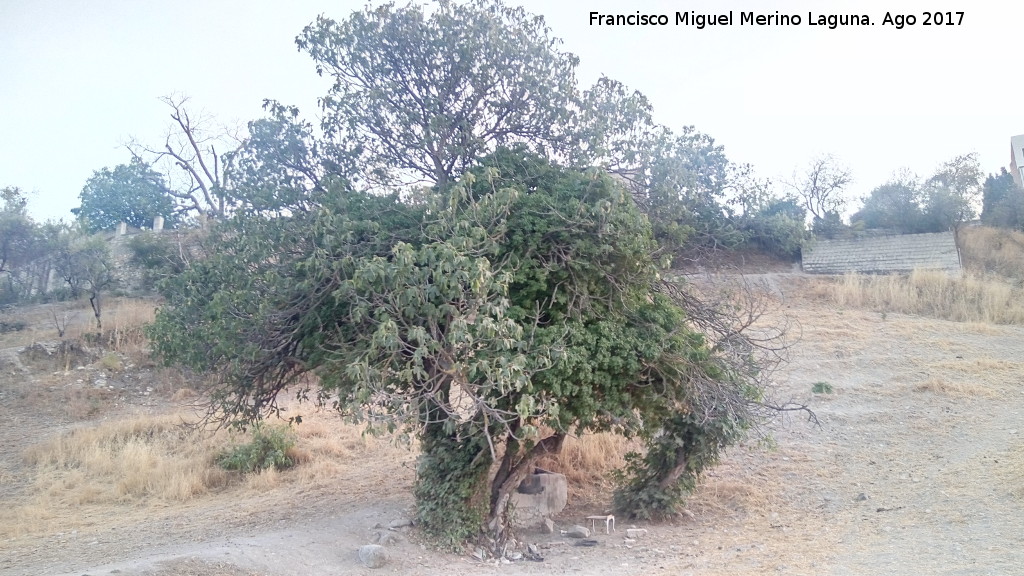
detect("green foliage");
top-left (733, 192), bottom-right (808, 259)
top-left (851, 172), bottom-right (929, 233)
top-left (127, 233), bottom-right (190, 290)
top-left (296, 0), bottom-right (579, 188)
top-left (217, 425), bottom-right (295, 473)
top-left (151, 0), bottom-right (780, 550)
top-left (613, 412), bottom-right (745, 519)
top-left (54, 232), bottom-right (117, 329)
top-left (981, 168), bottom-right (1024, 230)
top-left (921, 153), bottom-right (983, 231)
top-left (0, 187), bottom-right (37, 276)
top-left (812, 381), bottom-right (833, 394)
top-left (73, 159), bottom-right (178, 232)
top-left (414, 426), bottom-right (491, 550)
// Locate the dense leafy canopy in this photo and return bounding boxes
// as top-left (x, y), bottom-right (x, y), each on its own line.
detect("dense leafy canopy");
top-left (73, 159), bottom-right (178, 231)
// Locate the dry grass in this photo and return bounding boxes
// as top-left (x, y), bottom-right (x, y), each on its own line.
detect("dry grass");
top-left (959, 226), bottom-right (1024, 280)
top-left (22, 414), bottom-right (232, 505)
top-left (536, 432), bottom-right (640, 502)
top-left (0, 297), bottom-right (156, 352)
top-left (0, 405), bottom-right (415, 539)
top-left (912, 377), bottom-right (995, 397)
top-left (997, 444), bottom-right (1024, 501)
top-left (820, 269), bottom-right (1024, 324)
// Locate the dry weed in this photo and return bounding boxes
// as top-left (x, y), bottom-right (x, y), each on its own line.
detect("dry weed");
top-left (959, 226), bottom-right (1024, 280)
top-left (536, 432), bottom-right (640, 502)
top-left (912, 377), bottom-right (994, 397)
top-left (817, 270), bottom-right (1024, 325)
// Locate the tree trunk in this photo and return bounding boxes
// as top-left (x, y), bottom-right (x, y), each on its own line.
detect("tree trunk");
top-left (487, 432), bottom-right (565, 544)
top-left (90, 290), bottom-right (102, 331)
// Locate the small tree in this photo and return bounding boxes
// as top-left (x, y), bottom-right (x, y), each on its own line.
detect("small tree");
top-left (0, 187), bottom-right (35, 275)
top-left (56, 233), bottom-right (117, 330)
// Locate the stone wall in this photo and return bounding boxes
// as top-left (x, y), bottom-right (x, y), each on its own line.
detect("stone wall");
top-left (801, 231), bottom-right (961, 275)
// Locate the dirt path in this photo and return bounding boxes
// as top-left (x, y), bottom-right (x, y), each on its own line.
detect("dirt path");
top-left (2, 297), bottom-right (1023, 576)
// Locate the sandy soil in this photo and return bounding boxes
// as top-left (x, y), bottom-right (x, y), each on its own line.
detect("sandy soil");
top-left (2, 277), bottom-right (1023, 576)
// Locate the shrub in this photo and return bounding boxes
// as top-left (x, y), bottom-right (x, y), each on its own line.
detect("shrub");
top-left (217, 425), bottom-right (296, 473)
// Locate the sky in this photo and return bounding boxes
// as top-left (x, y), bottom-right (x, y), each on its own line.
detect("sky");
top-left (2, 0), bottom-right (1022, 222)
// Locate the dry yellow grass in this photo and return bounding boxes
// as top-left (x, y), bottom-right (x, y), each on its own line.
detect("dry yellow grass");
top-left (912, 377), bottom-right (995, 397)
top-left (0, 405), bottom-right (415, 539)
top-left (959, 226), bottom-right (1024, 279)
top-left (820, 269), bottom-right (1024, 325)
top-left (536, 432), bottom-right (640, 501)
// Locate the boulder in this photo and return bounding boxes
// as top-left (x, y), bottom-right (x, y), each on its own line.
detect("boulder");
top-left (358, 544), bottom-right (390, 569)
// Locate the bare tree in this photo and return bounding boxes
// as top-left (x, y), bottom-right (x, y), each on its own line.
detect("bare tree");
top-left (789, 155), bottom-right (852, 221)
top-left (128, 95), bottom-right (241, 221)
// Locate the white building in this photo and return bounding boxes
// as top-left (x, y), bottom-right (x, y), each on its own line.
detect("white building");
top-left (1011, 134), bottom-right (1024, 187)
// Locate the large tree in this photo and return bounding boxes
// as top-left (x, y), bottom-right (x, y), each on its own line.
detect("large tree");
top-left (150, 0), bottom-right (792, 553)
top-left (73, 159), bottom-right (178, 231)
top-left (151, 149), bottom-right (781, 549)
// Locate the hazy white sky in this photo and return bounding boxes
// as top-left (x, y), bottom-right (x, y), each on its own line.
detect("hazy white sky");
top-left (2, 0), bottom-right (1021, 222)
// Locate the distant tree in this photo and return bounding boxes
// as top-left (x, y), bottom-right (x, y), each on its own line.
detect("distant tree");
top-left (851, 170), bottom-right (927, 233)
top-left (73, 159), bottom-right (178, 231)
top-left (55, 232), bottom-right (116, 330)
top-left (980, 168), bottom-right (1024, 229)
top-left (0, 187), bottom-right (35, 275)
top-left (922, 153), bottom-right (983, 231)
top-left (788, 155), bottom-right (852, 237)
top-left (128, 95), bottom-right (239, 221)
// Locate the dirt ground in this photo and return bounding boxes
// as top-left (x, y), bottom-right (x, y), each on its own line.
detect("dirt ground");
top-left (2, 275), bottom-right (1023, 576)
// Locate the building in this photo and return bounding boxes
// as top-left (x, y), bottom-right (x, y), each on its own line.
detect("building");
top-left (1011, 134), bottom-right (1024, 187)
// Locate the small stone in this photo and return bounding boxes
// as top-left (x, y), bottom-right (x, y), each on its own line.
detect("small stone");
top-left (854, 493), bottom-right (868, 502)
top-left (370, 530), bottom-right (400, 545)
top-left (623, 538), bottom-right (637, 545)
top-left (680, 509), bottom-right (696, 521)
top-left (358, 544), bottom-right (390, 568)
top-left (543, 518), bottom-right (555, 533)
top-left (625, 528), bottom-right (647, 539)
top-left (565, 525), bottom-right (590, 538)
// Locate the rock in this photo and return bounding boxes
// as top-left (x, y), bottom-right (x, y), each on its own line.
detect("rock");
top-left (510, 471), bottom-right (568, 528)
top-left (358, 544), bottom-right (390, 568)
top-left (543, 518), bottom-right (555, 534)
top-left (388, 518), bottom-right (413, 529)
top-left (370, 530), bottom-right (400, 545)
top-left (854, 492), bottom-right (868, 502)
top-left (565, 525), bottom-right (590, 538)
top-left (623, 538), bottom-right (637, 545)
top-left (574, 539), bottom-right (599, 547)
top-left (680, 509), bottom-right (696, 521)
top-left (625, 528), bottom-right (647, 539)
